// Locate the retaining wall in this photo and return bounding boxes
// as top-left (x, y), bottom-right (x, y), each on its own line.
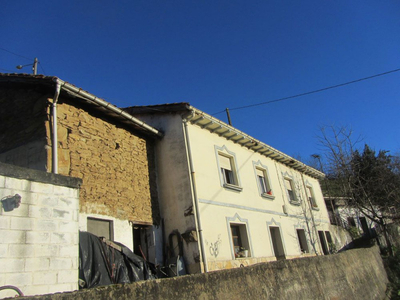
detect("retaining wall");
top-left (23, 245), bottom-right (387, 300)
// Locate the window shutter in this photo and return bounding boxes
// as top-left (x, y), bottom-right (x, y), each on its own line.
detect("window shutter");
top-left (284, 179), bottom-right (292, 191)
top-left (219, 154), bottom-right (232, 170)
top-left (256, 168), bottom-right (265, 178)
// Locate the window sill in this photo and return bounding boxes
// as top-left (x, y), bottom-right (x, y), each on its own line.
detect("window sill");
top-left (261, 193), bottom-right (275, 200)
top-left (289, 200), bottom-right (301, 206)
top-left (311, 206), bottom-right (319, 211)
top-left (223, 183), bottom-right (243, 192)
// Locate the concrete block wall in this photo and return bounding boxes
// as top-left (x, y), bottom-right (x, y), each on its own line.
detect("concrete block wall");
top-left (0, 163), bottom-right (81, 298)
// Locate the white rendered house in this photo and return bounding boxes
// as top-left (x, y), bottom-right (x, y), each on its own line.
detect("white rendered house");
top-left (126, 103), bottom-right (332, 274)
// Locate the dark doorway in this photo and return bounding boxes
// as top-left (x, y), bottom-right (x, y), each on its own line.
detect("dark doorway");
top-left (270, 226), bottom-right (285, 260)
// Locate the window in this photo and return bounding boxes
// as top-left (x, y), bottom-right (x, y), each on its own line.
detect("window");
top-left (87, 217), bottom-right (114, 240)
top-left (296, 229), bottom-right (309, 253)
top-left (218, 152), bottom-right (242, 191)
top-left (306, 186), bottom-right (318, 208)
top-left (230, 224), bottom-right (251, 258)
top-left (284, 178), bottom-right (297, 203)
top-left (256, 168), bottom-right (273, 198)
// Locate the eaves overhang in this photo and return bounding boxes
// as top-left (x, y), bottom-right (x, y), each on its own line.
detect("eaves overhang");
top-left (0, 73), bottom-right (163, 139)
top-left (185, 106), bottom-right (325, 180)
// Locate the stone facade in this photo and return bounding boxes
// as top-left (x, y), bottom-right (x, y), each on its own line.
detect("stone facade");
top-left (0, 163), bottom-right (81, 297)
top-left (48, 99), bottom-right (159, 224)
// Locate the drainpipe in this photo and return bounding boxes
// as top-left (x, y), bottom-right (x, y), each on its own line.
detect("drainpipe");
top-left (52, 81), bottom-right (62, 174)
top-left (301, 173), bottom-right (322, 255)
top-left (182, 112), bottom-right (208, 273)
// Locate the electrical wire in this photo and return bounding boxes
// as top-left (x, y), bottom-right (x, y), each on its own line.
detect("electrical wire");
top-left (0, 46), bottom-right (32, 61)
top-left (212, 68), bottom-right (400, 115)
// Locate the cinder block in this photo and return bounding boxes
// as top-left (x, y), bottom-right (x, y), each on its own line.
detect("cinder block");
top-left (0, 229), bottom-right (25, 243)
top-left (18, 191), bottom-right (38, 205)
top-left (30, 181), bottom-right (54, 194)
top-left (0, 215), bottom-right (10, 229)
top-left (29, 205), bottom-right (51, 219)
top-left (4, 177), bottom-right (29, 190)
top-left (50, 258), bottom-right (72, 270)
top-left (34, 244), bottom-right (58, 257)
top-left (53, 185), bottom-right (70, 196)
top-left (25, 257), bottom-right (50, 271)
top-left (59, 221), bottom-right (78, 233)
top-left (52, 209), bottom-right (72, 220)
top-left (59, 245), bottom-right (78, 258)
top-left (26, 231), bottom-right (50, 244)
top-left (10, 217), bottom-right (34, 230)
top-left (33, 270), bottom-right (57, 285)
top-left (5, 272), bottom-right (32, 287)
top-left (34, 220), bottom-right (58, 232)
top-left (50, 232), bottom-right (71, 244)
top-left (22, 284), bottom-right (49, 296)
top-left (0, 258), bottom-right (24, 273)
top-left (58, 197), bottom-right (79, 210)
top-left (0, 244), bottom-right (8, 257)
top-left (37, 195), bottom-right (58, 207)
top-left (57, 269), bottom-right (78, 284)
top-left (8, 244), bottom-right (35, 258)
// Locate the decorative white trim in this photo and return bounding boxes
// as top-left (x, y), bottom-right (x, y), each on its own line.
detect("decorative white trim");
top-left (253, 160), bottom-right (275, 200)
top-left (226, 214), bottom-right (253, 259)
top-left (215, 145), bottom-right (242, 190)
top-left (282, 171), bottom-right (301, 206)
top-left (266, 219), bottom-right (287, 258)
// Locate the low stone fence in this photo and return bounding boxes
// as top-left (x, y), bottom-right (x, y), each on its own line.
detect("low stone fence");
top-left (23, 245), bottom-right (387, 300)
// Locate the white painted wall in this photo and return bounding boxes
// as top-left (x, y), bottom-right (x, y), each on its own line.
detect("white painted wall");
top-left (133, 109), bottom-right (332, 272)
top-left (186, 122), bottom-right (332, 266)
top-left (0, 175), bottom-right (79, 298)
top-left (131, 113), bottom-right (201, 272)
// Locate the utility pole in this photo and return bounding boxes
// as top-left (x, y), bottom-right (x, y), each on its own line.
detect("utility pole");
top-left (226, 108), bottom-right (232, 126)
top-left (33, 58), bottom-right (38, 75)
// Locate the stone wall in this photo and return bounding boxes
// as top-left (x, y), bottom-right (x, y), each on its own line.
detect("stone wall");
top-left (46, 97), bottom-right (159, 225)
top-left (23, 245), bottom-right (388, 300)
top-left (0, 163), bottom-right (81, 298)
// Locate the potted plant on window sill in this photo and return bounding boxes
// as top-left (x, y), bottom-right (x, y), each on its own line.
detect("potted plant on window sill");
top-left (237, 247), bottom-right (248, 258)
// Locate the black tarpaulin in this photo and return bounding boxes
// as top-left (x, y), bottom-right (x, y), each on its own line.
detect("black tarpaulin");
top-left (79, 231), bottom-right (155, 289)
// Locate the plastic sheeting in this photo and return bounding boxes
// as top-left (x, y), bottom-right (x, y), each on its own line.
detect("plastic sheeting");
top-left (79, 231), bottom-right (155, 289)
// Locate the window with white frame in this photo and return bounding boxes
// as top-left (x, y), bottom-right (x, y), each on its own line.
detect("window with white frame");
top-left (218, 152), bottom-right (242, 192)
top-left (219, 153), bottom-right (236, 185)
top-left (256, 168), bottom-right (273, 197)
top-left (306, 186), bottom-right (318, 208)
top-left (284, 178), bottom-right (297, 203)
top-left (230, 223), bottom-right (251, 258)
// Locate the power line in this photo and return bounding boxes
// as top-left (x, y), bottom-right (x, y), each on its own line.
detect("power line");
top-left (212, 68), bottom-right (400, 115)
top-left (0, 46), bottom-right (32, 61)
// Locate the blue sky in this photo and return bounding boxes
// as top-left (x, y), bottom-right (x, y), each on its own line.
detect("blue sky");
top-left (1, 1), bottom-right (399, 164)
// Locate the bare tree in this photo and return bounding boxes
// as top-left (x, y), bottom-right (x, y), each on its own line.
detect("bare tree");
top-left (317, 125), bottom-right (400, 256)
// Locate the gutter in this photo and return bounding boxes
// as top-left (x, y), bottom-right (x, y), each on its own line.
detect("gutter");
top-left (52, 78), bottom-right (163, 138)
top-left (51, 81), bottom-right (62, 174)
top-left (182, 111), bottom-right (208, 273)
